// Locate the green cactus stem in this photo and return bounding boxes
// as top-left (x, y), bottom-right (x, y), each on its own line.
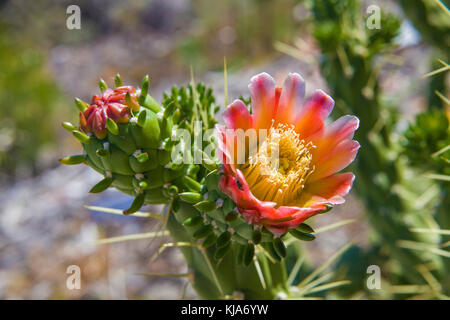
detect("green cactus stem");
top-left (167, 201), bottom-right (289, 299)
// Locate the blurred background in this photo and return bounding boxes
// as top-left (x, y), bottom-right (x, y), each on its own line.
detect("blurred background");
top-left (0, 0), bottom-right (448, 299)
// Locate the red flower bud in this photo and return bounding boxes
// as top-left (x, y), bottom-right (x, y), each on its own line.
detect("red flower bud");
top-left (80, 86), bottom-right (138, 139)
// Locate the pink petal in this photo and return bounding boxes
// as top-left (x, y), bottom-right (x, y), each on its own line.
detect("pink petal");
top-left (216, 126), bottom-right (236, 175)
top-left (304, 172), bottom-right (355, 205)
top-left (114, 86), bottom-right (136, 94)
top-left (88, 109), bottom-right (107, 139)
top-left (309, 115), bottom-right (360, 164)
top-left (101, 88), bottom-right (114, 101)
top-left (309, 140), bottom-right (360, 182)
top-left (223, 99), bottom-right (253, 130)
top-left (275, 73), bottom-right (305, 124)
top-left (264, 206), bottom-right (324, 236)
top-left (219, 169), bottom-right (261, 211)
top-left (248, 73), bottom-right (276, 130)
top-left (294, 90), bottom-right (334, 138)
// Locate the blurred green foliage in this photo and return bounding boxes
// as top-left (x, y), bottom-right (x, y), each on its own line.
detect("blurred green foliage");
top-left (399, 0), bottom-right (450, 52)
top-left (399, 1), bottom-right (450, 259)
top-left (0, 27), bottom-right (64, 178)
top-left (404, 109), bottom-right (450, 178)
top-left (307, 0), bottom-right (449, 298)
top-left (177, 0), bottom-right (302, 71)
top-left (399, 0), bottom-right (449, 110)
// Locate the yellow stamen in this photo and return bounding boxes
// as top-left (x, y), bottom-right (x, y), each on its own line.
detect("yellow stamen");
top-left (239, 124), bottom-right (315, 206)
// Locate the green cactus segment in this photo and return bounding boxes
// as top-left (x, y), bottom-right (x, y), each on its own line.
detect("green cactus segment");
top-left (130, 110), bottom-right (161, 149)
top-left (98, 78), bottom-right (108, 92)
top-left (72, 130), bottom-right (90, 144)
top-left (62, 121), bottom-right (78, 132)
top-left (89, 177), bottom-right (114, 194)
top-left (183, 176), bottom-right (202, 192)
top-left (114, 74), bottom-right (123, 87)
top-left (168, 201), bottom-right (289, 299)
top-left (296, 223), bottom-right (315, 234)
top-left (243, 244), bottom-right (255, 266)
top-left (214, 242), bottom-right (231, 260)
top-left (225, 210), bottom-right (238, 222)
top-left (107, 124), bottom-right (136, 154)
top-left (236, 244), bottom-right (246, 265)
top-left (124, 193), bottom-right (145, 214)
top-left (202, 233), bottom-right (218, 248)
top-left (216, 231), bottom-right (232, 248)
top-left (179, 192), bottom-right (203, 203)
top-left (194, 200), bottom-right (217, 212)
top-left (289, 229), bottom-right (316, 241)
top-left (193, 225), bottom-right (214, 239)
top-left (59, 154), bottom-right (86, 165)
top-left (183, 215), bottom-right (203, 227)
top-left (106, 118), bottom-right (119, 135)
top-left (260, 242), bottom-right (282, 262)
top-left (252, 230), bottom-right (262, 245)
top-left (273, 238), bottom-right (287, 258)
top-left (74, 98), bottom-right (88, 112)
top-left (62, 76), bottom-right (206, 207)
top-left (139, 76), bottom-right (150, 103)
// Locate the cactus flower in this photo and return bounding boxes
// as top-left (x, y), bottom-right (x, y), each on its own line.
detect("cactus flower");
top-left (80, 86), bottom-right (138, 139)
top-left (218, 73), bottom-right (360, 236)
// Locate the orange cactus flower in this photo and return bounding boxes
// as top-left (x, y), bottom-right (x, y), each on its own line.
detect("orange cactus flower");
top-left (80, 86), bottom-right (138, 139)
top-left (218, 73), bottom-right (360, 236)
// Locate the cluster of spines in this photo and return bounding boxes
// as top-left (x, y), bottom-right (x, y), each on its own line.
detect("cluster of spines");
top-left (162, 82), bottom-right (220, 132)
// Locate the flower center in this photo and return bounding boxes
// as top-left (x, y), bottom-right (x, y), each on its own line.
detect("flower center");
top-left (239, 124), bottom-right (315, 206)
